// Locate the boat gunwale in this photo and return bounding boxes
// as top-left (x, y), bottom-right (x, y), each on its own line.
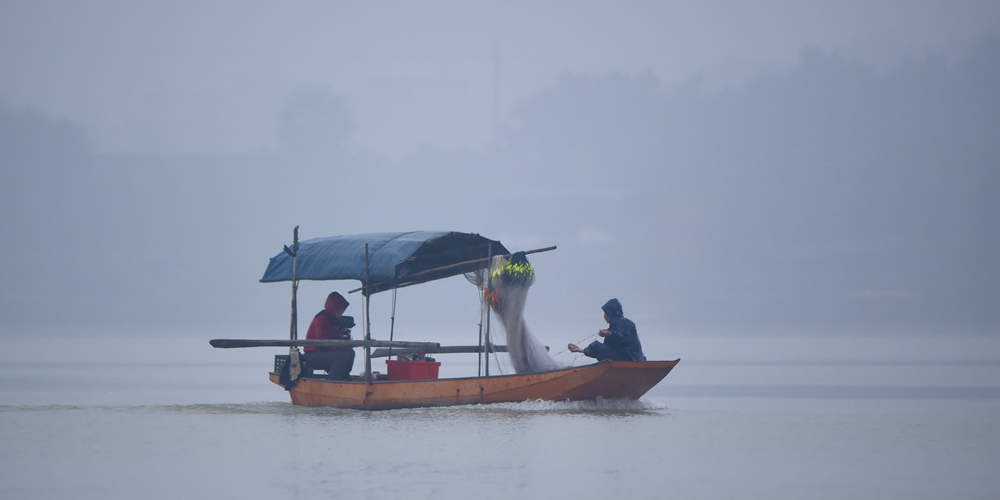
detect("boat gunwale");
top-left (277, 359), bottom-right (680, 386)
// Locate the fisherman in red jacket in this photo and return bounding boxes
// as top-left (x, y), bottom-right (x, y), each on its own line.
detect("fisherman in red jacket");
top-left (304, 291), bottom-right (355, 380)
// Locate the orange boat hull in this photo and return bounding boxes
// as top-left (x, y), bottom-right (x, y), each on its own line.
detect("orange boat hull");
top-left (269, 359), bottom-right (680, 410)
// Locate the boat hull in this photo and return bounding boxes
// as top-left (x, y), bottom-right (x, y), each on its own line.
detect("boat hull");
top-left (269, 359), bottom-right (679, 410)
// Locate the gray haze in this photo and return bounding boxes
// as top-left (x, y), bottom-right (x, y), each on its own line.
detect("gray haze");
top-left (1, 1), bottom-right (998, 339)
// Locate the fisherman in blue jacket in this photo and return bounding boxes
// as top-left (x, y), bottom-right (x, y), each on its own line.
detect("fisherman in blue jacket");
top-left (568, 298), bottom-right (646, 361)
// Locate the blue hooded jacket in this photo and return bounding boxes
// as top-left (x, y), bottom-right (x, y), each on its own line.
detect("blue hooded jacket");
top-left (584, 298), bottom-right (646, 362)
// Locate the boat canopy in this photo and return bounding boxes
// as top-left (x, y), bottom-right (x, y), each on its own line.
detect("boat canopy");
top-left (260, 231), bottom-right (508, 293)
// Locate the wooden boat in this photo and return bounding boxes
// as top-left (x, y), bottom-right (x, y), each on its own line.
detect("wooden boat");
top-left (211, 228), bottom-right (679, 410)
top-left (268, 359), bottom-right (679, 410)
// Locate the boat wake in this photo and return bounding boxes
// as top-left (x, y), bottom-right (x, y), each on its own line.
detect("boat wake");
top-left (468, 397), bottom-right (668, 414)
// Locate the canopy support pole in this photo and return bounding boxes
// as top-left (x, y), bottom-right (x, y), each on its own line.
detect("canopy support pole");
top-left (477, 293), bottom-right (483, 377)
top-left (287, 225), bottom-right (299, 341)
top-left (484, 243), bottom-right (493, 377)
top-left (364, 243), bottom-right (373, 384)
top-left (286, 226), bottom-right (301, 381)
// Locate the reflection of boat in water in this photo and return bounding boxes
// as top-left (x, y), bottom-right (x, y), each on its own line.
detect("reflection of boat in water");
top-left (211, 229), bottom-right (679, 410)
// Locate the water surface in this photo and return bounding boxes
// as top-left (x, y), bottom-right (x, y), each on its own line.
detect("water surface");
top-left (1, 336), bottom-right (997, 499)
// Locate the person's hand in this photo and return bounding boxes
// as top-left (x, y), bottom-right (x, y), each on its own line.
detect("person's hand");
top-left (598, 329), bottom-right (610, 337)
top-left (568, 343), bottom-right (582, 353)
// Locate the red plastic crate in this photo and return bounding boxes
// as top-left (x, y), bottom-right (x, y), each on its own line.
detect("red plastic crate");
top-left (385, 359), bottom-right (441, 380)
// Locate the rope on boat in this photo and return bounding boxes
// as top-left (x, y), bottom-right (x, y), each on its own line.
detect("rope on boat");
top-left (551, 333), bottom-right (600, 358)
top-left (492, 349), bottom-right (505, 375)
top-left (549, 333), bottom-right (603, 366)
top-left (387, 287), bottom-right (398, 358)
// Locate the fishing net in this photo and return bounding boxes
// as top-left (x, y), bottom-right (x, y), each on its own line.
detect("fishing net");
top-left (465, 252), bottom-right (563, 374)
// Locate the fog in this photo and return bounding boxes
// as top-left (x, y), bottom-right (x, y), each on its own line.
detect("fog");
top-left (1, 1), bottom-right (997, 340)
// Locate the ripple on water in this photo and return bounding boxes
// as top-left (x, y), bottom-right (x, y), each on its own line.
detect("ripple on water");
top-left (0, 397), bottom-right (671, 418)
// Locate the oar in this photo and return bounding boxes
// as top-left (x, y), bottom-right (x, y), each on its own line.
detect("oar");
top-left (209, 339), bottom-right (440, 349)
top-left (370, 345), bottom-right (510, 358)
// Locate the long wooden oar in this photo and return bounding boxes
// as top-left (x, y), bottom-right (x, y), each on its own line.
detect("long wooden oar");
top-left (371, 345), bottom-right (509, 358)
top-left (209, 339), bottom-right (440, 349)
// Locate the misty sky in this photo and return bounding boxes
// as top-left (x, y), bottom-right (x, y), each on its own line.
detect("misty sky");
top-left (1, 1), bottom-right (998, 339)
top-left (4, 1), bottom-right (999, 156)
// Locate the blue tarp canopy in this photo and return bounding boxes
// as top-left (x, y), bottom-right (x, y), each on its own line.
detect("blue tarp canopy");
top-left (260, 231), bottom-right (509, 294)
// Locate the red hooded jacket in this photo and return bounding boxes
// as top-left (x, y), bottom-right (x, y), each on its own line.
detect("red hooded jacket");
top-left (305, 292), bottom-right (350, 352)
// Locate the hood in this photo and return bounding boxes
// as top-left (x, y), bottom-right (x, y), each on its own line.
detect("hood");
top-left (324, 292), bottom-right (349, 316)
top-left (601, 298), bottom-right (623, 319)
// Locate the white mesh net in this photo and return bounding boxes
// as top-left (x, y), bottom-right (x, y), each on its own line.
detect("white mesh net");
top-left (465, 254), bottom-right (563, 374)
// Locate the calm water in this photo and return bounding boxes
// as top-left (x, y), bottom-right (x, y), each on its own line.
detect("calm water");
top-left (1, 335), bottom-right (998, 499)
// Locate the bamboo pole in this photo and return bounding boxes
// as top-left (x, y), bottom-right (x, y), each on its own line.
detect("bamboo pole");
top-left (371, 345), bottom-right (509, 358)
top-left (402, 245), bottom-right (555, 281)
top-left (286, 226), bottom-right (301, 380)
top-left (364, 243), bottom-right (372, 383)
top-left (348, 245), bottom-right (556, 294)
top-left (287, 226), bottom-right (299, 340)
top-left (209, 339), bottom-right (440, 349)
top-left (484, 243), bottom-right (493, 377)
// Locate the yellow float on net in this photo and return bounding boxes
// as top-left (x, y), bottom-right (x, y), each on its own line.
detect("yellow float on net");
top-left (492, 259), bottom-right (534, 285)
